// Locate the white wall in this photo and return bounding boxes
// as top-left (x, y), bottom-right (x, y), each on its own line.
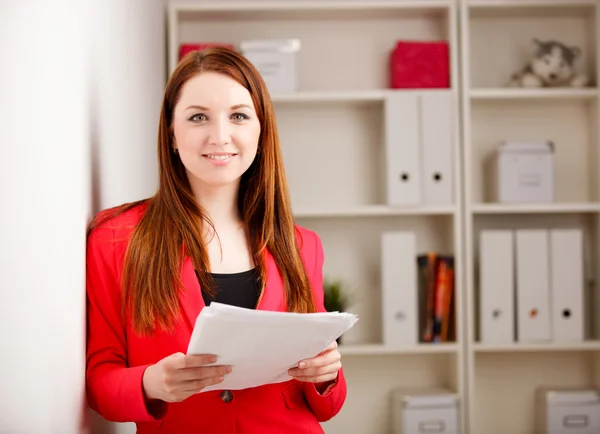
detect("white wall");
top-left (0, 1), bottom-right (91, 432)
top-left (0, 1), bottom-right (165, 433)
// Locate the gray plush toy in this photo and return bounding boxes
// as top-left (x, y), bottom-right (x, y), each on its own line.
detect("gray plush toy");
top-left (508, 38), bottom-right (589, 88)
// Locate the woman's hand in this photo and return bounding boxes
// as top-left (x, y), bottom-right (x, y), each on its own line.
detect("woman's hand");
top-left (143, 352), bottom-right (231, 403)
top-left (288, 340), bottom-right (341, 385)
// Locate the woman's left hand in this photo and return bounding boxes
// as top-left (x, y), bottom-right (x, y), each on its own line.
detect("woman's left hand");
top-left (288, 340), bottom-right (341, 384)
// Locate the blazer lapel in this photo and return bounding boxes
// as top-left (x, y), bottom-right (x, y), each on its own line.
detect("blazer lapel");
top-left (179, 256), bottom-right (204, 331)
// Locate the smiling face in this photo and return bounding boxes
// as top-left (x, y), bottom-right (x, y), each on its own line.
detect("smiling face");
top-left (171, 71), bottom-right (261, 194)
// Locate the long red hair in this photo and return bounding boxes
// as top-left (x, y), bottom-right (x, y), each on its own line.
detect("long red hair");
top-left (88, 47), bottom-right (317, 335)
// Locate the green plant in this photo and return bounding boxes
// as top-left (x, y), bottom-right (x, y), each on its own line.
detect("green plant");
top-left (322, 277), bottom-right (349, 313)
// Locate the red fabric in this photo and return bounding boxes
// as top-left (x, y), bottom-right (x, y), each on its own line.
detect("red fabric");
top-left (179, 43), bottom-right (235, 60)
top-left (389, 41), bottom-right (450, 88)
top-left (85, 202), bottom-right (347, 433)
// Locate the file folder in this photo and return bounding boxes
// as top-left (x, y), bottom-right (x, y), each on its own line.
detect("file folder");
top-left (549, 229), bottom-right (585, 342)
top-left (420, 92), bottom-right (454, 205)
top-left (479, 230), bottom-right (515, 344)
top-left (384, 93), bottom-right (421, 206)
top-left (515, 229), bottom-right (551, 342)
top-left (381, 231), bottom-right (418, 347)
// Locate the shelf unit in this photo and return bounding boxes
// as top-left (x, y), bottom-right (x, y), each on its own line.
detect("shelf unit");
top-left (459, 0), bottom-right (600, 433)
top-left (167, 0), bottom-right (600, 433)
top-left (169, 1), bottom-right (464, 433)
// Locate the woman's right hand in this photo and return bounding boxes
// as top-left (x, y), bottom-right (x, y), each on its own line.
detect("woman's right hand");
top-left (142, 352), bottom-right (231, 403)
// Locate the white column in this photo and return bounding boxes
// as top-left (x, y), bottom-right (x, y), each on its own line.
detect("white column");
top-left (0, 1), bottom-right (92, 432)
top-left (88, 1), bottom-right (165, 433)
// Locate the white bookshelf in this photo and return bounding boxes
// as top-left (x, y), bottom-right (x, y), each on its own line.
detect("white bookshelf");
top-left (169, 1), bottom-right (464, 433)
top-left (167, 0), bottom-right (600, 433)
top-left (459, 0), bottom-right (600, 434)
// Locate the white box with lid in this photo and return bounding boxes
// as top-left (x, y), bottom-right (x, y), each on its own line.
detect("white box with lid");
top-left (239, 39), bottom-right (300, 93)
top-left (489, 140), bottom-right (555, 203)
top-left (391, 388), bottom-right (460, 434)
top-left (536, 388), bottom-right (600, 434)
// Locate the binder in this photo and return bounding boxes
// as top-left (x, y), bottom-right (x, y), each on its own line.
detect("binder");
top-left (479, 230), bottom-right (515, 344)
top-left (420, 92), bottom-right (454, 205)
top-left (515, 229), bottom-right (551, 342)
top-left (382, 231), bottom-right (418, 347)
top-left (549, 229), bottom-right (585, 342)
top-left (384, 93), bottom-right (421, 206)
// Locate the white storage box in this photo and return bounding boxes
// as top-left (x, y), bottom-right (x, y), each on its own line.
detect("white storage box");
top-left (391, 388), bottom-right (460, 434)
top-left (490, 140), bottom-right (555, 203)
top-left (240, 39), bottom-right (300, 93)
top-left (536, 388), bottom-right (600, 434)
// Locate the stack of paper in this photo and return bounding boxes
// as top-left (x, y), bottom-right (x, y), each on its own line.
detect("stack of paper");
top-left (186, 302), bottom-right (358, 392)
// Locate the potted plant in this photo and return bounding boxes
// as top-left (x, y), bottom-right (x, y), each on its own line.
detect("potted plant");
top-left (323, 277), bottom-right (350, 344)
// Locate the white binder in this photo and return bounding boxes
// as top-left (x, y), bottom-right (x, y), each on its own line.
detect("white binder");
top-left (479, 230), bottom-right (515, 344)
top-left (384, 93), bottom-right (421, 206)
top-left (549, 229), bottom-right (585, 342)
top-left (420, 92), bottom-right (454, 205)
top-left (381, 231), bottom-right (418, 347)
top-left (515, 229), bottom-right (551, 342)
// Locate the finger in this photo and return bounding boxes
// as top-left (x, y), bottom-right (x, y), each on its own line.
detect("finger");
top-left (181, 354), bottom-right (218, 369)
top-left (290, 361), bottom-right (341, 379)
top-left (292, 370), bottom-right (339, 384)
top-left (182, 374), bottom-right (226, 393)
top-left (297, 348), bottom-right (340, 370)
top-left (176, 365), bottom-right (232, 381)
top-left (314, 340), bottom-right (338, 358)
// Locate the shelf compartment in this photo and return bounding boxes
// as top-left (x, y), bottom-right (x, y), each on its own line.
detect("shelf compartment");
top-left (473, 352), bottom-right (597, 433)
top-left (470, 100), bottom-right (599, 205)
top-left (172, 2), bottom-right (453, 90)
top-left (467, 2), bottom-right (597, 89)
top-left (300, 215), bottom-right (456, 347)
top-left (322, 352), bottom-right (459, 434)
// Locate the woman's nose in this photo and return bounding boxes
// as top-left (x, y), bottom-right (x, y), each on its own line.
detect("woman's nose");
top-left (208, 116), bottom-right (231, 145)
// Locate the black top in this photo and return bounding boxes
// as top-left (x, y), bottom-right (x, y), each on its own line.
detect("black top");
top-left (202, 268), bottom-right (261, 309)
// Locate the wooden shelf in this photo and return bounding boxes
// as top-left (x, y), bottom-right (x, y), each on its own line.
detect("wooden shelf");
top-left (471, 202), bottom-right (600, 214)
top-left (340, 343), bottom-right (458, 356)
top-left (293, 205), bottom-right (456, 218)
top-left (474, 341), bottom-right (600, 353)
top-left (470, 88), bottom-right (598, 101)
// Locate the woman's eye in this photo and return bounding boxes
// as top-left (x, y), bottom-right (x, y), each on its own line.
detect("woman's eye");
top-left (232, 113), bottom-right (249, 122)
top-left (189, 114), bottom-right (206, 122)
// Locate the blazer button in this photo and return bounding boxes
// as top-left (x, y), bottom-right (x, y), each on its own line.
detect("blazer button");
top-left (220, 390), bottom-right (233, 403)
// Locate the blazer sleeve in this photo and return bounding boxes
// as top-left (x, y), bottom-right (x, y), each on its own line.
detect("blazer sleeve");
top-left (298, 230), bottom-right (348, 422)
top-left (85, 221), bottom-right (167, 423)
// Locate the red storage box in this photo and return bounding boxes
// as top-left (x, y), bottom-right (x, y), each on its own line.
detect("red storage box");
top-left (179, 43), bottom-right (235, 60)
top-left (389, 41), bottom-right (450, 89)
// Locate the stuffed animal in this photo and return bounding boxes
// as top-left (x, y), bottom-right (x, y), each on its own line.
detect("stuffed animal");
top-left (508, 38), bottom-right (589, 88)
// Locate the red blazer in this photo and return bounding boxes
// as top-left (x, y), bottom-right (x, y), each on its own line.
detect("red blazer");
top-left (85, 202), bottom-right (347, 433)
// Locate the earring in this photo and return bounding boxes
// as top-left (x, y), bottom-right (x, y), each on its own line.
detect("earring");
top-left (173, 148), bottom-right (179, 154)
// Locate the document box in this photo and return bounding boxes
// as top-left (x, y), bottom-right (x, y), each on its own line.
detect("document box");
top-left (240, 39), bottom-right (300, 93)
top-left (490, 140), bottom-right (555, 203)
top-left (391, 388), bottom-right (460, 434)
top-left (536, 388), bottom-right (600, 434)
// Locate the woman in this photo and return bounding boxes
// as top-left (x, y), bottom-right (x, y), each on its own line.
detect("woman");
top-left (85, 46), bottom-right (347, 433)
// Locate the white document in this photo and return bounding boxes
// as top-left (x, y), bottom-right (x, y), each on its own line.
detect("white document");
top-left (186, 302), bottom-right (358, 392)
